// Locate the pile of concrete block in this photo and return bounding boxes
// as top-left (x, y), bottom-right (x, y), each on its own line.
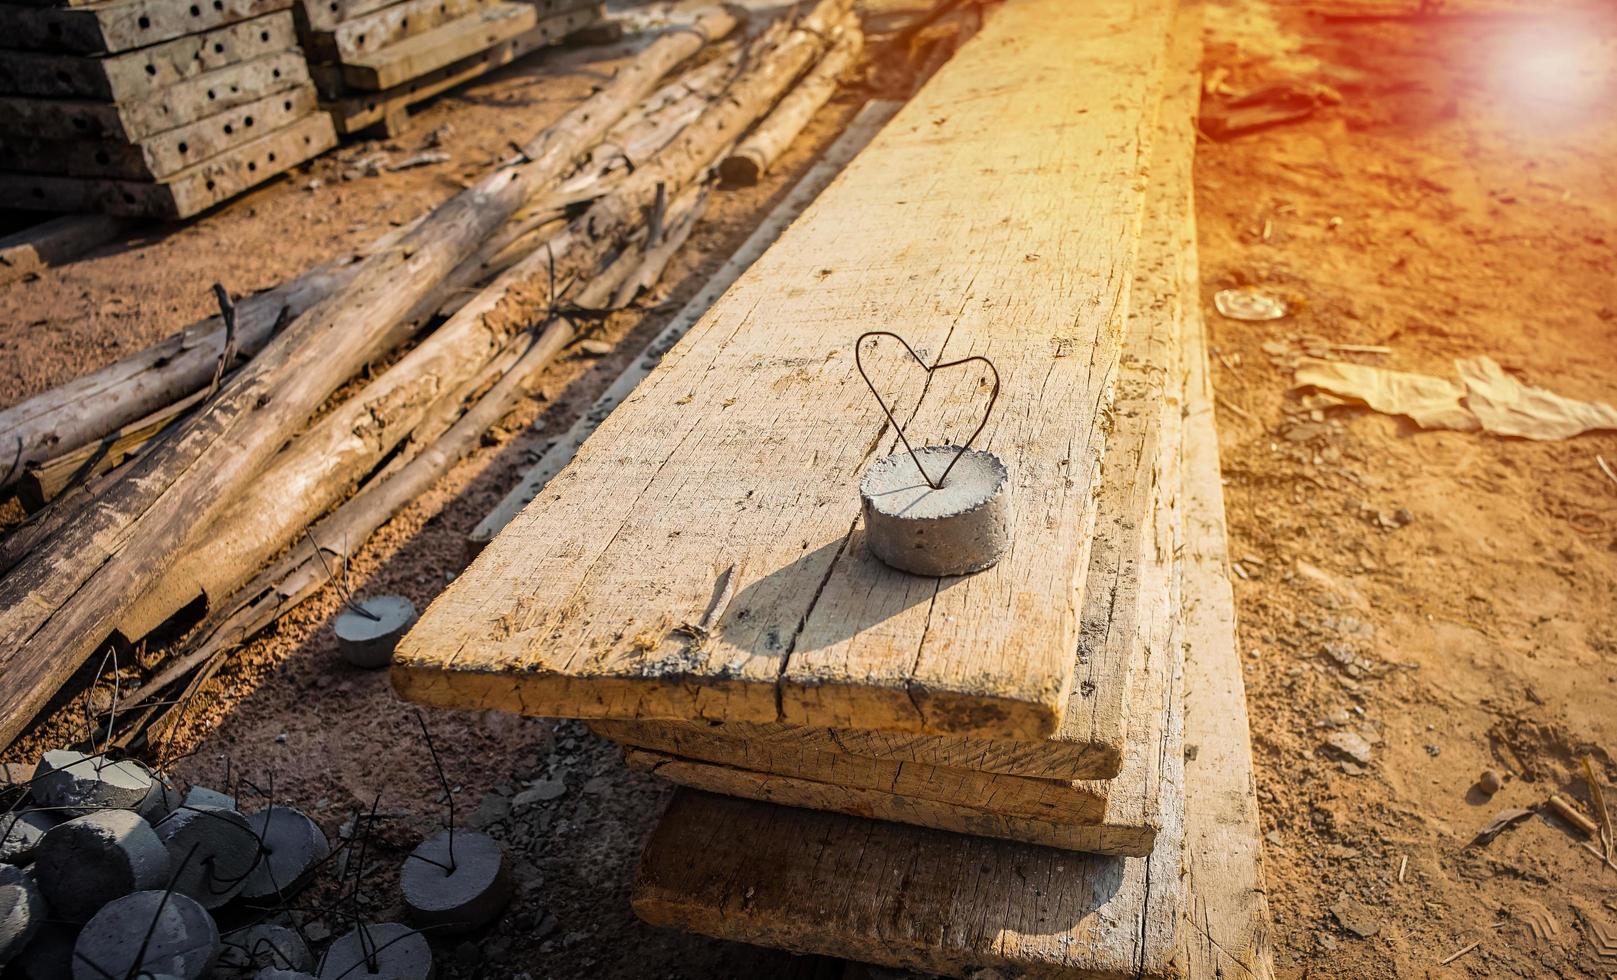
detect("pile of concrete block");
top-left (0, 0), bottom-right (337, 220)
top-left (295, 0), bottom-right (609, 137)
top-left (1, 746), bottom-right (513, 978)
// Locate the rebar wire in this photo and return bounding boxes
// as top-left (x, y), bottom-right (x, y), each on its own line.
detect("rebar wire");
top-left (853, 331), bottom-right (1001, 489)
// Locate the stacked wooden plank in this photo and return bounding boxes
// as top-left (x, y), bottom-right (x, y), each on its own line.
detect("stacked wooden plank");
top-left (296, 0), bottom-right (608, 136)
top-left (0, 0), bottom-right (336, 219)
top-left (392, 0), bottom-right (1272, 975)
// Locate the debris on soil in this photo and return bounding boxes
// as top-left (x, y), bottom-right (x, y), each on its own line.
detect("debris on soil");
top-left (1469, 807), bottom-right (1535, 848)
top-left (1214, 287), bottom-right (1288, 321)
top-left (1476, 769), bottom-right (1503, 797)
top-left (1329, 894), bottom-right (1381, 938)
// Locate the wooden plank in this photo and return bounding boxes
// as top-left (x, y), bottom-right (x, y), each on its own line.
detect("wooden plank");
top-left (17, 388), bottom-right (209, 512)
top-left (0, 213), bottom-right (128, 287)
top-left (326, 5), bottom-right (601, 133)
top-left (340, 2), bottom-right (538, 91)
top-left (597, 719), bottom-right (1113, 824)
top-left (0, 85), bottom-right (319, 180)
top-left (322, 0), bottom-right (492, 61)
top-left (0, 113), bottom-right (337, 219)
top-left (0, 0), bottom-right (292, 54)
top-left (0, 11), bottom-right (297, 100)
top-left (0, 50), bottom-right (310, 142)
top-left (467, 98), bottom-right (905, 552)
top-left (393, 0), bottom-right (1176, 741)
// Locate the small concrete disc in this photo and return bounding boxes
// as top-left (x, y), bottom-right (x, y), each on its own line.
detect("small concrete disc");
top-left (33, 810), bottom-right (170, 921)
top-left (318, 923), bottom-right (433, 980)
top-left (238, 807), bottom-right (329, 903)
top-left (399, 829), bottom-right (511, 933)
top-left (137, 768), bottom-right (180, 824)
top-left (334, 596), bottom-right (417, 669)
top-left (154, 805), bottom-right (260, 909)
top-left (860, 447), bottom-right (1011, 577)
top-left (182, 786), bottom-right (238, 811)
top-left (1, 864), bottom-right (45, 964)
top-left (257, 972), bottom-right (318, 980)
top-left (72, 890), bottom-right (219, 980)
top-left (32, 750), bottom-right (155, 816)
top-left (219, 923), bottom-right (314, 975)
top-left (1, 810), bottom-right (57, 865)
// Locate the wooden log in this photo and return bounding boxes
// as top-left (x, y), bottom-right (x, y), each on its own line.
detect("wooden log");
top-left (467, 97), bottom-right (904, 554)
top-left (0, 0), bottom-right (291, 53)
top-left (0, 12), bottom-right (298, 101)
top-left (0, 112), bottom-right (338, 219)
top-left (0, 50), bottom-right (311, 143)
top-left (116, 9), bottom-right (838, 645)
top-left (0, 85), bottom-right (321, 181)
top-left (123, 205), bottom-right (701, 728)
top-left (719, 23), bottom-right (862, 187)
top-left (17, 389), bottom-right (209, 512)
top-left (297, 0), bottom-right (581, 33)
top-left (340, 2), bottom-right (539, 92)
top-left (325, 5), bottom-right (604, 135)
top-left (0, 7), bottom-right (739, 752)
top-left (0, 214), bottom-right (128, 288)
top-left (392, 0), bottom-right (1171, 740)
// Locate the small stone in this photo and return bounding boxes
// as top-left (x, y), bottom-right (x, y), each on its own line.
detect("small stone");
top-left (582, 776), bottom-right (613, 795)
top-left (513, 781), bottom-right (566, 806)
top-left (1478, 769), bottom-right (1503, 796)
top-left (1323, 731), bottom-right (1373, 767)
top-left (577, 340), bottom-right (613, 357)
top-left (182, 786), bottom-right (237, 811)
top-left (1265, 830), bottom-right (1284, 847)
top-left (470, 793), bottom-right (512, 829)
top-left (1330, 894), bottom-right (1380, 938)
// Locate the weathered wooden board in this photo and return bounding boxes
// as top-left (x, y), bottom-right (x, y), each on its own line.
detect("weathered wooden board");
top-left (299, 0), bottom-right (577, 34)
top-left (393, 0), bottom-right (1176, 741)
top-left (340, 1), bottom-right (539, 91)
top-left (326, 5), bottom-right (600, 133)
top-left (0, 0), bottom-right (292, 53)
top-left (0, 85), bottom-right (319, 181)
top-left (0, 213), bottom-right (128, 287)
top-left (0, 11), bottom-right (296, 100)
top-left (0, 112), bottom-right (336, 219)
top-left (312, 0), bottom-right (490, 61)
top-left (0, 50), bottom-right (310, 142)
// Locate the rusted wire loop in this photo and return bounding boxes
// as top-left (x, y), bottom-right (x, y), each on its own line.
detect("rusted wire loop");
top-left (854, 331), bottom-right (1000, 490)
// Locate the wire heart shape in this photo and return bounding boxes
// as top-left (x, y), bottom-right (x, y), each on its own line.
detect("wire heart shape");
top-left (854, 330), bottom-right (1001, 490)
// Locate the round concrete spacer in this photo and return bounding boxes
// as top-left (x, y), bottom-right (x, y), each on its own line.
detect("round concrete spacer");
top-left (317, 923), bottom-right (434, 980)
top-left (154, 805), bottom-right (260, 909)
top-left (33, 810), bottom-right (171, 921)
top-left (238, 807), bottom-right (329, 903)
top-left (72, 890), bottom-right (219, 980)
top-left (138, 769), bottom-right (181, 825)
top-left (32, 750), bottom-right (155, 815)
top-left (399, 829), bottom-right (511, 933)
top-left (182, 786), bottom-right (237, 811)
top-left (860, 446), bottom-right (1012, 577)
top-left (333, 596), bottom-right (417, 669)
top-left (256, 972), bottom-right (317, 980)
top-left (1, 810), bottom-right (57, 865)
top-left (1, 864), bottom-right (46, 965)
top-left (219, 923), bottom-right (314, 974)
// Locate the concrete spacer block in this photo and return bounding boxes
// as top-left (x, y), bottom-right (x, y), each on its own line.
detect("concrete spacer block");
top-left (32, 750), bottom-right (154, 816)
top-left (256, 971), bottom-right (318, 980)
top-left (317, 923), bottom-right (433, 980)
top-left (399, 829), bottom-right (511, 934)
top-left (33, 810), bottom-right (170, 921)
top-left (1, 811), bottom-right (58, 865)
top-left (72, 890), bottom-right (219, 980)
top-left (334, 596), bottom-right (417, 669)
top-left (182, 786), bottom-right (237, 811)
top-left (860, 446), bottom-right (1012, 577)
top-left (154, 805), bottom-right (260, 909)
top-left (1, 864), bottom-right (46, 965)
top-left (219, 922), bottom-right (314, 975)
top-left (239, 807), bottom-right (329, 903)
top-left (12, 920), bottom-right (77, 980)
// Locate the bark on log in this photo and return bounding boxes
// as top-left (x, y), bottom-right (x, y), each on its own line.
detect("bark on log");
top-left (0, 8), bottom-right (739, 751)
top-left (719, 20), bottom-right (864, 187)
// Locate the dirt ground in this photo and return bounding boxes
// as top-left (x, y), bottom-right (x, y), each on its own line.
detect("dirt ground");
top-left (3, 0), bottom-right (1616, 977)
